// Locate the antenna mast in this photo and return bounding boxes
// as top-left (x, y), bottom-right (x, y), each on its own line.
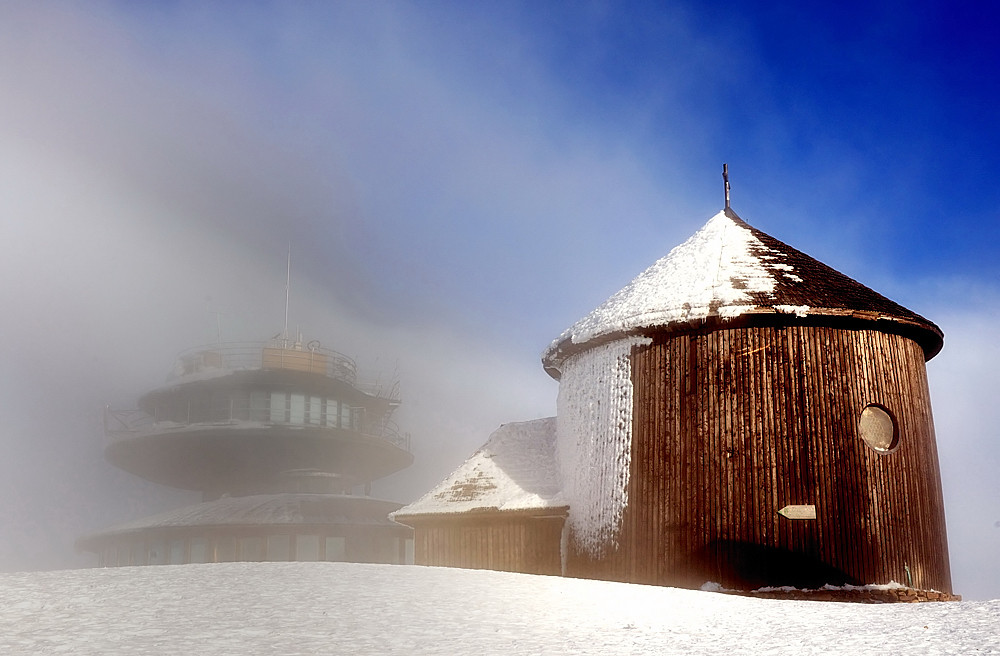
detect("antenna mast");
top-left (723, 163), bottom-right (731, 210)
top-left (283, 245), bottom-right (291, 346)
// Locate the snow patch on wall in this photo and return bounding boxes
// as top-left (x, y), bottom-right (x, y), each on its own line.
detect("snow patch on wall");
top-left (555, 337), bottom-right (648, 557)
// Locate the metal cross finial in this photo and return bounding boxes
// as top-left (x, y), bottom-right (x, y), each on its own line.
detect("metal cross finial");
top-left (723, 163), bottom-right (731, 210)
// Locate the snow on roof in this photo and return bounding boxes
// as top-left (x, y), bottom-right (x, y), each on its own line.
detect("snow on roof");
top-left (393, 417), bottom-right (564, 519)
top-left (78, 494), bottom-right (403, 545)
top-left (543, 209), bottom-right (943, 372)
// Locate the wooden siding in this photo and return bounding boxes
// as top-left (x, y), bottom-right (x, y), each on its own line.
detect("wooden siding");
top-left (568, 324), bottom-right (951, 592)
top-left (409, 514), bottom-right (565, 576)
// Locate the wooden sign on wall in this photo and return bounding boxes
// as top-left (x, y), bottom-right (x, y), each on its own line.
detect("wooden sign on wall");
top-left (777, 505), bottom-right (817, 520)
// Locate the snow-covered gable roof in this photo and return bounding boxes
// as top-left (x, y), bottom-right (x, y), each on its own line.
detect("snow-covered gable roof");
top-left (543, 208), bottom-right (942, 373)
top-left (392, 418), bottom-right (565, 519)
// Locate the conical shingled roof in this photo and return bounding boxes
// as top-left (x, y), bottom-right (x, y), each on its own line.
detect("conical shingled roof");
top-left (542, 208), bottom-right (942, 375)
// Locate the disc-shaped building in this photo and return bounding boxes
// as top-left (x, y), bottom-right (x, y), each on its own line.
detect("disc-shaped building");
top-left (396, 206), bottom-right (953, 595)
top-left (79, 337), bottom-right (414, 566)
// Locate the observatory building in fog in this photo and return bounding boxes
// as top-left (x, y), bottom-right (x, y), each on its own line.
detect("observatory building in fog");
top-left (395, 204), bottom-right (954, 597)
top-left (78, 336), bottom-right (414, 566)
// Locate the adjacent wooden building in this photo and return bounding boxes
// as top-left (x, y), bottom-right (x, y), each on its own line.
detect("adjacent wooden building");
top-left (400, 206), bottom-right (953, 595)
top-left (393, 418), bottom-right (567, 576)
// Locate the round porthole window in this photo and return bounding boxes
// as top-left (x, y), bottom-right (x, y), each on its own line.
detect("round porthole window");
top-left (858, 404), bottom-right (898, 453)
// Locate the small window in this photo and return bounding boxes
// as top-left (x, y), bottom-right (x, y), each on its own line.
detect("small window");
top-left (270, 391), bottom-right (287, 423)
top-left (216, 537), bottom-right (237, 562)
top-left (250, 391), bottom-right (270, 422)
top-left (289, 394), bottom-right (306, 424)
top-left (325, 537), bottom-right (346, 562)
top-left (130, 541), bottom-right (147, 566)
top-left (859, 404), bottom-right (898, 453)
top-left (239, 537), bottom-right (264, 562)
top-left (308, 396), bottom-right (322, 426)
top-left (266, 535), bottom-right (290, 562)
top-left (168, 540), bottom-right (185, 565)
top-left (295, 535), bottom-right (320, 562)
top-left (189, 538), bottom-right (208, 564)
top-left (116, 544), bottom-right (129, 567)
top-left (229, 391), bottom-right (250, 421)
top-left (324, 399), bottom-right (339, 427)
top-left (148, 542), bottom-right (167, 566)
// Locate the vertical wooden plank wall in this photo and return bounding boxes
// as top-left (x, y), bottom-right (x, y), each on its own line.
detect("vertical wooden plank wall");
top-left (411, 516), bottom-right (565, 576)
top-left (619, 324), bottom-right (952, 592)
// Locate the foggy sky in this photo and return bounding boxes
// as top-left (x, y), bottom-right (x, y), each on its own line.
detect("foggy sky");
top-left (1, 2), bottom-right (997, 599)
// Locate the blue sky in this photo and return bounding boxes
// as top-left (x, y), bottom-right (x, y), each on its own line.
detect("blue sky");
top-left (1, 1), bottom-right (998, 598)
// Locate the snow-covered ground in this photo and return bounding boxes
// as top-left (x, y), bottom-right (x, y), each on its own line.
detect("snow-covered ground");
top-left (1, 563), bottom-right (997, 655)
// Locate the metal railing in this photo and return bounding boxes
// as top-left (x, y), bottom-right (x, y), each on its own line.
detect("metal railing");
top-left (169, 340), bottom-right (358, 385)
top-left (103, 405), bottom-right (411, 452)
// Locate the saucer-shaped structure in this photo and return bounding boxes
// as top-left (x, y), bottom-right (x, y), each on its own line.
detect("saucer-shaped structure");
top-left (81, 339), bottom-right (413, 566)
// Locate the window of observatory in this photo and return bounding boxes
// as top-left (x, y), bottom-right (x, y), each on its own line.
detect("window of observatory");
top-left (858, 404), bottom-right (898, 453)
top-left (325, 536), bottom-right (346, 561)
top-left (295, 535), bottom-right (321, 562)
top-left (308, 396), bottom-right (322, 426)
top-left (216, 537), bottom-right (237, 562)
top-left (239, 536), bottom-right (264, 562)
top-left (266, 535), bottom-right (290, 562)
top-left (168, 540), bottom-right (184, 564)
top-left (270, 391), bottom-right (288, 423)
top-left (249, 390), bottom-right (269, 422)
top-left (189, 538), bottom-right (208, 564)
top-left (289, 394), bottom-right (307, 424)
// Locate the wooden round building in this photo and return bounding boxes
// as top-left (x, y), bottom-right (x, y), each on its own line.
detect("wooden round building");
top-left (542, 207), bottom-right (953, 594)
